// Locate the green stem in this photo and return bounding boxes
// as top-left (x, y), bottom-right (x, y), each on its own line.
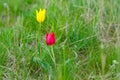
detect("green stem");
top-left (51, 46), bottom-right (56, 67)
top-left (63, 47), bottom-right (66, 79)
top-left (37, 23), bottom-right (41, 54)
top-left (38, 23), bottom-right (41, 41)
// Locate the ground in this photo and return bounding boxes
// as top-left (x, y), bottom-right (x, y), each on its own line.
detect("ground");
top-left (0, 0), bottom-right (120, 80)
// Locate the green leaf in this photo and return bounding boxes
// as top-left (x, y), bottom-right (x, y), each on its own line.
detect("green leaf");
top-left (31, 56), bottom-right (50, 72)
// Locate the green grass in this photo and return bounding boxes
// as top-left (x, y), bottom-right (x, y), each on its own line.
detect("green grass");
top-left (0, 0), bottom-right (120, 80)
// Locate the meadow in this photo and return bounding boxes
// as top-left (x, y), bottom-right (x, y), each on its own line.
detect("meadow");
top-left (0, 0), bottom-right (120, 80)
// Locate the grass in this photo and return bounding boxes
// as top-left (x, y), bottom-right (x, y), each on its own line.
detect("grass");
top-left (0, 0), bottom-right (120, 80)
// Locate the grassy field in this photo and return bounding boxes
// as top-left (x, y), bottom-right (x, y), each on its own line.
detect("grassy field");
top-left (0, 0), bottom-right (120, 80)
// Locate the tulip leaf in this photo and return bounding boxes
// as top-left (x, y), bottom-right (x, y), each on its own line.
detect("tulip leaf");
top-left (31, 56), bottom-right (50, 72)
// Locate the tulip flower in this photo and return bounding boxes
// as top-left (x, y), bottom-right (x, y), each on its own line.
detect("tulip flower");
top-left (46, 32), bottom-right (56, 46)
top-left (36, 9), bottom-right (46, 23)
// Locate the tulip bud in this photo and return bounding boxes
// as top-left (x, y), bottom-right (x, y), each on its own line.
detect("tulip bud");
top-left (46, 33), bottom-right (56, 46)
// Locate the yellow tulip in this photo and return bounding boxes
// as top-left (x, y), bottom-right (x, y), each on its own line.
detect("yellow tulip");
top-left (36, 9), bottom-right (46, 23)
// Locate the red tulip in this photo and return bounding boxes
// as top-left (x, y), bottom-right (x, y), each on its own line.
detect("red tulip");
top-left (46, 32), bottom-right (56, 46)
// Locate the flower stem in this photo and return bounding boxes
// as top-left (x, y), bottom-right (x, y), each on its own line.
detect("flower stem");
top-left (37, 23), bottom-right (41, 54)
top-left (51, 46), bottom-right (56, 67)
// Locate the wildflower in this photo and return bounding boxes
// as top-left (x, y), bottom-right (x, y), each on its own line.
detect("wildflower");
top-left (46, 32), bottom-right (56, 46)
top-left (36, 9), bottom-right (46, 23)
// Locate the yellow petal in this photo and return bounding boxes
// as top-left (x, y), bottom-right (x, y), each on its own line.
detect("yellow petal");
top-left (42, 9), bottom-right (46, 14)
top-left (36, 8), bottom-right (46, 23)
top-left (36, 10), bottom-right (38, 14)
